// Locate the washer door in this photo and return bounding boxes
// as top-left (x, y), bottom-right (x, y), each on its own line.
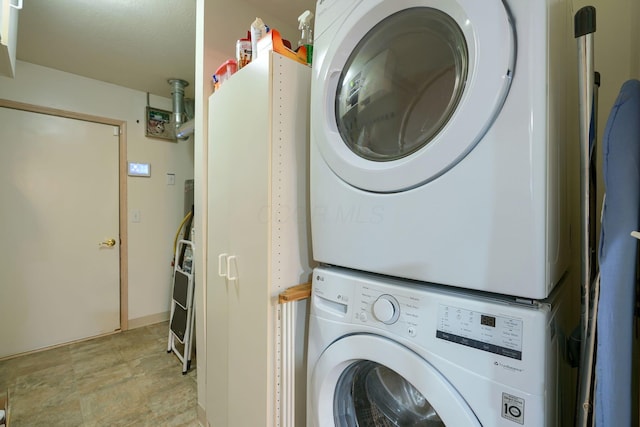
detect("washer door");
top-left (313, 0), bottom-right (514, 192)
top-left (309, 334), bottom-right (480, 426)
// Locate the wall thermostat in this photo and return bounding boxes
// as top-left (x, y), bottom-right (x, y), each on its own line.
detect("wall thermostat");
top-left (128, 162), bottom-right (151, 177)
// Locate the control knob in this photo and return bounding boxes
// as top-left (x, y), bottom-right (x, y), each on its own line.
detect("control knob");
top-left (373, 294), bottom-right (400, 325)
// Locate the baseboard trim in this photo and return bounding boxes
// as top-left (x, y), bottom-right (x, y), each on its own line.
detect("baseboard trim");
top-left (197, 403), bottom-right (207, 427)
top-left (127, 311), bottom-right (170, 330)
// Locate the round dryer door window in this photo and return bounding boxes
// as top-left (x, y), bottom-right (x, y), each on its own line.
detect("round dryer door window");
top-left (309, 335), bottom-right (481, 426)
top-left (313, 0), bottom-right (515, 192)
top-left (335, 8), bottom-right (468, 163)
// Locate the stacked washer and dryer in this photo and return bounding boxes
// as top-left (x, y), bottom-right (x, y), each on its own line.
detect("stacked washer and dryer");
top-left (306, 0), bottom-right (579, 426)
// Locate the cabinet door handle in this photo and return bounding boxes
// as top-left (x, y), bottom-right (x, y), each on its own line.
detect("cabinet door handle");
top-left (10, 0), bottom-right (23, 10)
top-left (218, 253), bottom-right (228, 278)
top-left (227, 255), bottom-right (237, 281)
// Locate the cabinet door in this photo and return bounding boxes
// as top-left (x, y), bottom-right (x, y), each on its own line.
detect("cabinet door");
top-left (225, 55), bottom-right (272, 427)
top-left (206, 91), bottom-right (232, 427)
top-left (206, 53), bottom-right (272, 427)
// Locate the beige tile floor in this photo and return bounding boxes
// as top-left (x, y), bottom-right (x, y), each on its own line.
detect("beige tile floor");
top-left (0, 321), bottom-right (199, 427)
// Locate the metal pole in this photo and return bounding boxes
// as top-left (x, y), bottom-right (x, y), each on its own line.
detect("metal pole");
top-left (574, 6), bottom-right (597, 426)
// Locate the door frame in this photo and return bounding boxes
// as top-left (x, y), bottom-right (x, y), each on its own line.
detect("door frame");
top-left (0, 98), bottom-right (129, 331)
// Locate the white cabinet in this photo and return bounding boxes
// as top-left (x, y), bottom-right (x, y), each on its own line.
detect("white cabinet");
top-left (206, 51), bottom-right (313, 427)
top-left (0, 0), bottom-right (21, 77)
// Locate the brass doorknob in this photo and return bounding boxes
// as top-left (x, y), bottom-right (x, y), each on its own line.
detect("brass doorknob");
top-left (99, 238), bottom-right (117, 247)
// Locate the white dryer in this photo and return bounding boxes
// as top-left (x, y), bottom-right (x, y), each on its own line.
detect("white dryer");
top-left (310, 0), bottom-right (574, 299)
top-left (307, 266), bottom-right (577, 426)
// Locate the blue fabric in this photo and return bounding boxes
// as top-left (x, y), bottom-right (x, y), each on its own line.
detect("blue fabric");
top-left (596, 79), bottom-right (640, 427)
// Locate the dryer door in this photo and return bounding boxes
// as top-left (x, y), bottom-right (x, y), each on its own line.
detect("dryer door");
top-left (309, 334), bottom-right (480, 426)
top-left (313, 0), bottom-right (514, 192)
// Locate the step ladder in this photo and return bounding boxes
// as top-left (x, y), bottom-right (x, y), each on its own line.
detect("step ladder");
top-left (167, 239), bottom-right (195, 374)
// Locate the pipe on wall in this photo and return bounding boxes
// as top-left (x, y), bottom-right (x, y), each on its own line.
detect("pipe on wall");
top-left (168, 78), bottom-right (190, 139)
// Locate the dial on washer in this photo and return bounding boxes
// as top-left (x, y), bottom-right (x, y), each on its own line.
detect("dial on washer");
top-left (372, 295), bottom-right (400, 324)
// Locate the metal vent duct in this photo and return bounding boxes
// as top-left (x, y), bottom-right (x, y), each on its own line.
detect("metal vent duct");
top-left (168, 78), bottom-right (193, 139)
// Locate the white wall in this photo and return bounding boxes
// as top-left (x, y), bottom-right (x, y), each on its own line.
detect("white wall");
top-left (0, 60), bottom-right (194, 324)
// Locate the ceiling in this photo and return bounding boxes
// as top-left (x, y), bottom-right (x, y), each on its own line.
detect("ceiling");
top-left (16, 0), bottom-right (315, 99)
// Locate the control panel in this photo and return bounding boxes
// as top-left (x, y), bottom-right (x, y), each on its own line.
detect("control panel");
top-left (436, 304), bottom-right (523, 360)
top-left (312, 270), bottom-right (526, 361)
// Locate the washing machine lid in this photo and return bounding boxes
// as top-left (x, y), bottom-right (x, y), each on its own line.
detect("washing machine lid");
top-left (313, 0), bottom-right (514, 192)
top-left (310, 334), bottom-right (480, 426)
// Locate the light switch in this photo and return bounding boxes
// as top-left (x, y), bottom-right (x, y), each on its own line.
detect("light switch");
top-left (131, 209), bottom-right (141, 223)
top-left (167, 173), bottom-right (176, 185)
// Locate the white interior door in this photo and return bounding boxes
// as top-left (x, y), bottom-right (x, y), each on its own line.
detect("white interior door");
top-left (0, 107), bottom-right (120, 358)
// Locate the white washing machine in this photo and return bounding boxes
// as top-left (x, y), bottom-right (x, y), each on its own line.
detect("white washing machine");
top-left (310, 0), bottom-right (575, 299)
top-left (307, 266), bottom-right (577, 426)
